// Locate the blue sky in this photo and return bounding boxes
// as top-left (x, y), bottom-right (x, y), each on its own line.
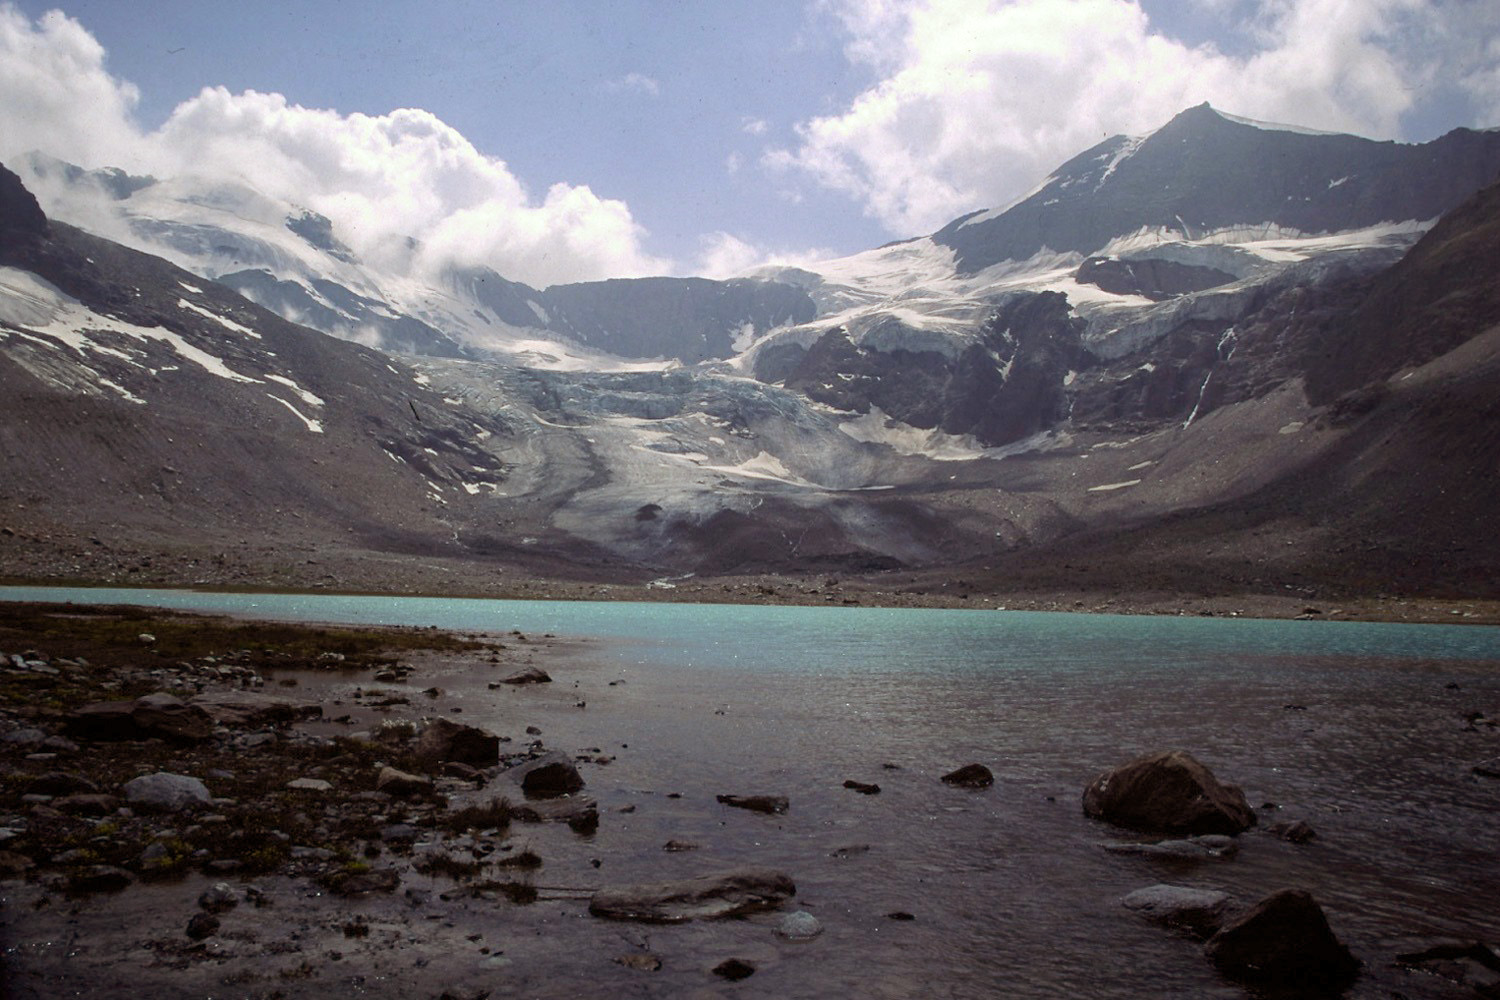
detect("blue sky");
top-left (3, 1), bottom-right (1498, 285)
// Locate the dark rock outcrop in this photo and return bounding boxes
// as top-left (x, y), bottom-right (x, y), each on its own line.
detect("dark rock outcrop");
top-left (589, 868), bottom-right (796, 923)
top-left (1082, 750), bottom-right (1255, 835)
top-left (1204, 889), bottom-right (1358, 991)
top-left (0, 162), bottom-right (48, 239)
top-left (1076, 256), bottom-right (1237, 300)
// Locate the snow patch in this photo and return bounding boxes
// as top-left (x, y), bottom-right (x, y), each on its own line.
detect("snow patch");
top-left (177, 281), bottom-right (203, 294)
top-left (265, 374), bottom-right (324, 407)
top-left (178, 299), bottom-right (261, 338)
top-left (0, 267), bottom-right (259, 384)
top-left (1087, 479), bottom-right (1141, 492)
top-left (267, 394), bottom-right (323, 433)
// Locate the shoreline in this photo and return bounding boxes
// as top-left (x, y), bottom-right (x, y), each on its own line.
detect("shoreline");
top-left (4, 574), bottom-right (1500, 627)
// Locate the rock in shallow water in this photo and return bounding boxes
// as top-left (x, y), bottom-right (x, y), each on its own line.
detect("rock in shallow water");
top-left (716, 794), bottom-right (788, 814)
top-left (1204, 888), bottom-right (1358, 990)
top-left (776, 910), bottom-right (824, 940)
top-left (589, 868), bottom-right (796, 923)
top-left (1121, 884), bottom-right (1233, 938)
top-left (941, 764), bottom-right (994, 788)
top-left (1083, 750), bottom-right (1255, 835)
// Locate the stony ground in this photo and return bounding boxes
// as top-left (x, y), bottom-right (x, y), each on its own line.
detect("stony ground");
top-left (0, 603), bottom-right (626, 998)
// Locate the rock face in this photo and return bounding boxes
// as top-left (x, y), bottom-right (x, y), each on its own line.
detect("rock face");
top-left (1075, 256), bottom-right (1237, 301)
top-left (122, 772), bottom-right (211, 811)
top-left (0, 162), bottom-right (48, 238)
top-left (589, 868), bottom-right (796, 923)
top-left (1121, 884), bottom-right (1233, 938)
top-left (414, 717), bottom-right (500, 767)
top-left (1082, 750), bottom-right (1255, 835)
top-left (1204, 889), bottom-right (1358, 990)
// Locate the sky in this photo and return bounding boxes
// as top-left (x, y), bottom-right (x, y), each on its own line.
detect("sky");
top-left (2, 0), bottom-right (1498, 287)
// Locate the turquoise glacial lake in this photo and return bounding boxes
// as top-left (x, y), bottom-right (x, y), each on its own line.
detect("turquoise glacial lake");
top-left (3, 586), bottom-right (1498, 998)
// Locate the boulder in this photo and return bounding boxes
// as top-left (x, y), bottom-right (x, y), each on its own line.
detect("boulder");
top-left (1082, 750), bottom-right (1255, 835)
top-left (415, 717), bottom-right (500, 767)
top-left (499, 667), bottom-right (552, 685)
top-left (509, 753), bottom-right (584, 799)
top-left (28, 772), bottom-right (98, 796)
top-left (713, 958), bottom-right (756, 981)
top-left (514, 796), bottom-right (599, 835)
top-left (843, 780), bottom-right (881, 795)
top-left (131, 693), bottom-right (214, 741)
top-left (189, 692), bottom-right (322, 727)
top-left (1268, 819), bottom-right (1317, 844)
top-left (53, 793), bottom-right (119, 816)
top-left (65, 865), bottom-right (134, 895)
top-left (1395, 938), bottom-right (1500, 996)
top-left (776, 910), bottom-right (825, 940)
top-left (717, 794), bottom-right (788, 815)
top-left (122, 772), bottom-right (211, 811)
top-left (185, 913), bottom-right (219, 940)
top-left (941, 764), bottom-right (994, 788)
top-left (1204, 889), bottom-right (1358, 990)
top-left (1121, 884), bottom-right (1233, 938)
top-left (589, 868), bottom-right (796, 923)
top-left (376, 766), bottom-right (433, 797)
top-left (1102, 834), bottom-right (1239, 859)
top-left (66, 694), bottom-right (213, 743)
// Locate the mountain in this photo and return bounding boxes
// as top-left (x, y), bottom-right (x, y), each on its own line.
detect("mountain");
top-left (4, 99), bottom-right (1500, 602)
top-left (932, 102), bottom-right (1500, 274)
top-left (16, 153), bottom-right (814, 369)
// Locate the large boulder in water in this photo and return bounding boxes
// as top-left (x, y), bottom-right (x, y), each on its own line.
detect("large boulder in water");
top-left (1082, 750), bottom-right (1255, 835)
top-left (1205, 889), bottom-right (1358, 990)
top-left (415, 717), bottom-right (500, 767)
top-left (589, 868), bottom-right (796, 923)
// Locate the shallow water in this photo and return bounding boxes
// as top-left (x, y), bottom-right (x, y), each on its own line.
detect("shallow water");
top-left (4, 586), bottom-right (1500, 998)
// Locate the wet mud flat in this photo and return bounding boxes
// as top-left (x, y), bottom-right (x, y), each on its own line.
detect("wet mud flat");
top-left (2, 601), bottom-right (1500, 998)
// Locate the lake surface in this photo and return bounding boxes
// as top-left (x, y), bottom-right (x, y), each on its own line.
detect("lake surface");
top-left (4, 585), bottom-right (1500, 998)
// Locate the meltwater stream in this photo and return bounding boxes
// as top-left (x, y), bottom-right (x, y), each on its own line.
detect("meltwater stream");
top-left (4, 586), bottom-right (1500, 998)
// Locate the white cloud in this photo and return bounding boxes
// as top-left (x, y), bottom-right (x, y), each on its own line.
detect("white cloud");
top-left (0, 6), bottom-right (668, 287)
top-left (695, 231), bottom-right (835, 279)
top-left (741, 117), bottom-right (770, 135)
top-left (607, 72), bottom-right (662, 97)
top-left (768, 0), bottom-right (1500, 235)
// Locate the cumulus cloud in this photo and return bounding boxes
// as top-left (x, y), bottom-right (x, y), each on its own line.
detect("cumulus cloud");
top-left (0, 6), bottom-right (667, 287)
top-left (741, 117), bottom-right (770, 136)
top-left (695, 231), bottom-right (835, 279)
top-left (768, 0), bottom-right (1500, 235)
